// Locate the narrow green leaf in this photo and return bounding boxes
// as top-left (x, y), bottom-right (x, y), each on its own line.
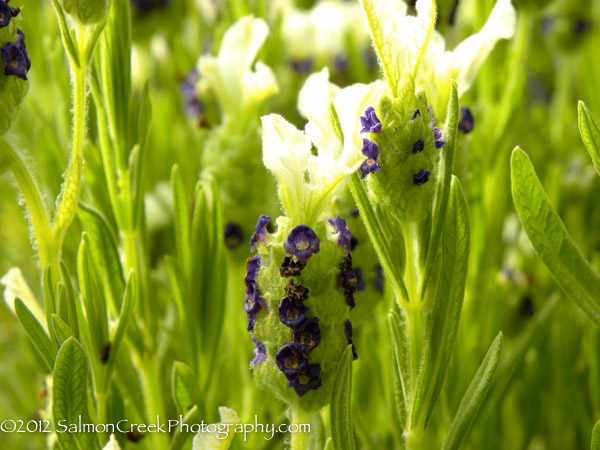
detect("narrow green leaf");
top-left (413, 177), bottom-right (470, 428)
top-left (53, 337), bottom-right (99, 450)
top-left (388, 307), bottom-right (410, 430)
top-left (171, 361), bottom-right (203, 417)
top-left (78, 203), bottom-right (125, 312)
top-left (578, 101), bottom-right (600, 176)
top-left (103, 272), bottom-right (137, 390)
top-left (171, 165), bottom-right (192, 278)
top-left (592, 420), bottom-right (600, 450)
top-left (422, 82), bottom-right (459, 298)
top-left (442, 333), bottom-right (503, 450)
top-left (78, 235), bottom-right (109, 351)
top-left (43, 266), bottom-right (58, 350)
top-left (132, 81), bottom-right (152, 229)
top-left (169, 405), bottom-right (201, 450)
top-left (511, 147), bottom-right (600, 326)
top-left (330, 345), bottom-right (355, 450)
top-left (14, 298), bottom-right (55, 371)
top-left (51, 314), bottom-right (75, 346)
top-left (59, 262), bottom-right (80, 341)
top-left (348, 172), bottom-right (409, 301)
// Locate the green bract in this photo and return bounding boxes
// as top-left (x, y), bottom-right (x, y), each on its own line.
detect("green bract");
top-left (59, 0), bottom-right (109, 24)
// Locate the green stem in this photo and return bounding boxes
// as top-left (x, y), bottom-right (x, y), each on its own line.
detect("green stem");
top-left (290, 408), bottom-right (310, 450)
top-left (348, 173), bottom-right (409, 303)
top-left (0, 140), bottom-right (60, 285)
top-left (54, 25), bottom-right (88, 241)
top-left (140, 355), bottom-right (169, 449)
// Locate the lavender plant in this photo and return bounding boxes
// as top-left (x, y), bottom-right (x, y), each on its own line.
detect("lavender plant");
top-left (1, 0), bottom-right (600, 449)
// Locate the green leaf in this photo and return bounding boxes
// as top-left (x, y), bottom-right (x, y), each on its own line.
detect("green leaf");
top-left (14, 298), bottom-right (55, 371)
top-left (132, 81), bottom-right (152, 229)
top-left (511, 147), bottom-right (600, 326)
top-left (578, 101), bottom-right (600, 176)
top-left (43, 266), bottom-right (58, 349)
top-left (51, 314), bottom-right (75, 346)
top-left (78, 235), bottom-right (109, 352)
top-left (388, 306), bottom-right (410, 430)
top-left (592, 420), bottom-right (600, 450)
top-left (330, 345), bottom-right (355, 450)
top-left (413, 177), bottom-right (470, 429)
top-left (421, 82), bottom-right (459, 298)
top-left (103, 272), bottom-right (137, 390)
top-left (171, 165), bottom-right (192, 277)
top-left (59, 262), bottom-right (80, 341)
top-left (78, 203), bottom-right (125, 313)
top-left (442, 333), bottom-right (503, 450)
top-left (53, 338), bottom-right (99, 450)
top-left (171, 361), bottom-right (203, 417)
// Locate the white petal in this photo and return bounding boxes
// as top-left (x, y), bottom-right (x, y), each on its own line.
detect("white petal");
top-left (360, 0), bottom-right (436, 94)
top-left (1, 267), bottom-right (46, 331)
top-left (192, 407), bottom-right (240, 450)
top-left (102, 435), bottom-right (121, 450)
top-left (261, 115), bottom-right (311, 214)
top-left (447, 0), bottom-right (516, 95)
top-left (298, 68), bottom-right (341, 158)
top-left (219, 17), bottom-right (269, 76)
top-left (242, 62), bottom-right (279, 107)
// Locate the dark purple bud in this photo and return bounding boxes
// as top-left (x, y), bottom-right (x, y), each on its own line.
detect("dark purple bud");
top-left (224, 223), bottom-right (244, 249)
top-left (292, 318), bottom-right (321, 353)
top-left (338, 254), bottom-right (358, 308)
top-left (287, 363), bottom-right (322, 396)
top-left (350, 236), bottom-right (358, 252)
top-left (275, 344), bottom-right (308, 378)
top-left (413, 169), bottom-right (431, 186)
top-left (245, 289), bottom-right (265, 332)
top-left (360, 107), bottom-right (382, 134)
top-left (250, 214), bottom-right (271, 252)
top-left (573, 19), bottom-right (591, 35)
top-left (412, 139), bottom-right (425, 154)
top-left (284, 279), bottom-right (309, 302)
top-left (278, 296), bottom-right (309, 328)
top-left (520, 295), bottom-right (535, 318)
top-left (280, 256), bottom-right (306, 278)
top-left (250, 337), bottom-right (267, 367)
top-left (411, 109), bottom-right (421, 120)
top-left (350, 208), bottom-right (359, 218)
top-left (433, 127), bottom-right (442, 140)
top-left (1, 30), bottom-right (30, 81)
top-left (434, 140), bottom-right (446, 149)
top-left (458, 106), bottom-right (475, 133)
top-left (540, 16), bottom-right (554, 35)
top-left (327, 216), bottom-right (354, 252)
top-left (374, 264), bottom-right (384, 293)
top-left (361, 139), bottom-right (380, 160)
top-left (359, 159), bottom-right (381, 179)
top-left (131, 0), bottom-right (169, 16)
top-left (290, 58), bottom-right (314, 74)
top-left (333, 53), bottom-right (349, 73)
top-left (284, 225), bottom-right (320, 263)
top-left (344, 319), bottom-right (358, 360)
top-left (245, 256), bottom-right (261, 286)
top-left (181, 68), bottom-right (204, 118)
top-left (354, 267), bottom-right (366, 292)
top-left (0, 1), bottom-right (11, 27)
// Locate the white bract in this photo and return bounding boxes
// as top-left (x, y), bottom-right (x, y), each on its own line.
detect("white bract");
top-left (418, 0), bottom-right (517, 117)
top-left (262, 68), bottom-right (382, 225)
top-left (1, 267), bottom-right (46, 331)
top-left (360, 0), bottom-right (437, 96)
top-left (192, 407), bottom-right (240, 450)
top-left (198, 16), bottom-right (278, 122)
top-left (278, 0), bottom-right (369, 65)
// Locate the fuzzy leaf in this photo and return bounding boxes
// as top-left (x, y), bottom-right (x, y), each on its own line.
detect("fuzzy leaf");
top-left (578, 101), bottom-right (600, 176)
top-left (511, 147), bottom-right (600, 326)
top-left (51, 314), bottom-right (75, 347)
top-left (389, 306), bottom-right (410, 430)
top-left (330, 345), bottom-right (355, 450)
top-left (413, 176), bottom-right (470, 429)
top-left (14, 298), bottom-right (55, 371)
top-left (53, 338), bottom-right (99, 450)
top-left (172, 361), bottom-right (202, 417)
top-left (442, 333), bottom-right (503, 450)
